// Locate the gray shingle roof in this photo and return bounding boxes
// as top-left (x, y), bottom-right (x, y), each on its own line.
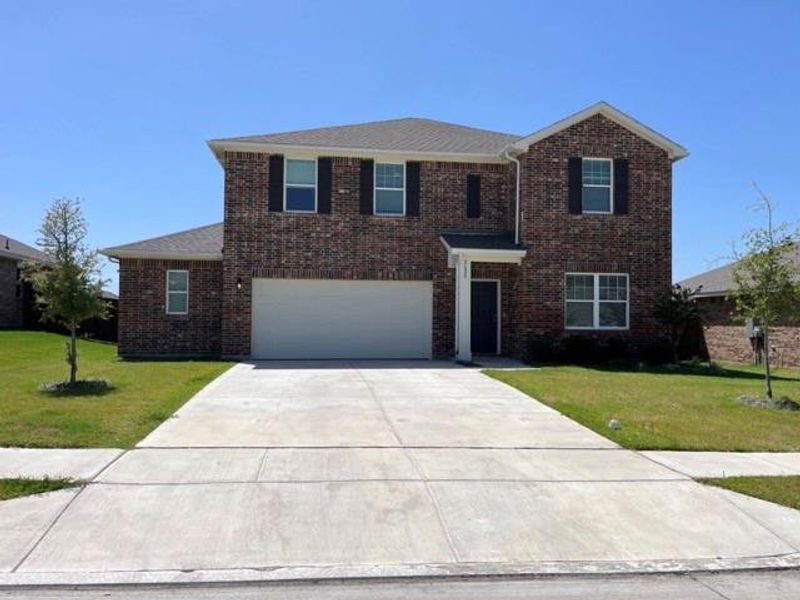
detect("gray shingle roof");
top-left (678, 244), bottom-right (800, 296)
top-left (440, 232), bottom-right (525, 251)
top-left (212, 118), bottom-right (520, 156)
top-left (0, 234), bottom-right (48, 262)
top-left (101, 223), bottom-right (223, 260)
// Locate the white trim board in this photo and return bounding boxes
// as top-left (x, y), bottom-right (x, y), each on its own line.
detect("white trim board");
top-left (509, 102), bottom-right (688, 161)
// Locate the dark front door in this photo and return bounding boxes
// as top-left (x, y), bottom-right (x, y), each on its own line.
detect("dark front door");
top-left (471, 281), bottom-right (498, 354)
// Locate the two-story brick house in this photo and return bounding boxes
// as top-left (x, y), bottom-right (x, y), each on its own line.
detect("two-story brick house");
top-left (102, 102), bottom-right (687, 361)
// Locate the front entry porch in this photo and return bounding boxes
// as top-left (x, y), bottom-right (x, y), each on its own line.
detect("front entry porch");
top-left (440, 232), bottom-right (527, 363)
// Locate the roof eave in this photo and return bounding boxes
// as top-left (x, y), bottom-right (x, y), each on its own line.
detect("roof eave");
top-left (100, 249), bottom-right (223, 261)
top-left (207, 140), bottom-right (508, 164)
top-left (509, 101), bottom-right (689, 162)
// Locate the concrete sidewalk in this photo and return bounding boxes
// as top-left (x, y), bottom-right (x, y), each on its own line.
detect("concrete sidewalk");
top-left (643, 451), bottom-right (800, 478)
top-left (0, 448), bottom-right (122, 480)
top-left (2, 361), bottom-right (800, 587)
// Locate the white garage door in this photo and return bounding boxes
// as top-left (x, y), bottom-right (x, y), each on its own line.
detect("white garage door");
top-left (251, 279), bottom-right (433, 359)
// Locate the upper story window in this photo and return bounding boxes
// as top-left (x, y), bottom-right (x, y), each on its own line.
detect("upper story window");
top-left (374, 162), bottom-right (405, 216)
top-left (582, 158), bottom-right (613, 214)
top-left (166, 270), bottom-right (189, 315)
top-left (565, 273), bottom-right (628, 330)
top-left (285, 159), bottom-right (317, 212)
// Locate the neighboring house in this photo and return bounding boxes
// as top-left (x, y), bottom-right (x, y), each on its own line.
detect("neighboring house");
top-left (0, 234), bottom-right (47, 328)
top-left (101, 102), bottom-right (687, 361)
top-left (0, 234), bottom-right (119, 340)
top-left (678, 245), bottom-right (800, 368)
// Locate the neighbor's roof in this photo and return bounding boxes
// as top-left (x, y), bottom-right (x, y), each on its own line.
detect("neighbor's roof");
top-left (440, 232), bottom-right (526, 252)
top-left (678, 244), bottom-right (800, 297)
top-left (100, 223), bottom-right (223, 260)
top-left (209, 118), bottom-right (520, 161)
top-left (0, 234), bottom-right (48, 263)
top-left (208, 102), bottom-right (688, 163)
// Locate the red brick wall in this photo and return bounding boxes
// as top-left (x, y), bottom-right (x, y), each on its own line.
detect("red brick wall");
top-left (118, 258), bottom-right (222, 356)
top-left (512, 113), bottom-right (673, 356)
top-left (0, 257), bottom-right (22, 327)
top-left (699, 296), bottom-right (800, 368)
top-left (119, 113), bottom-right (677, 359)
top-left (221, 153), bottom-right (512, 357)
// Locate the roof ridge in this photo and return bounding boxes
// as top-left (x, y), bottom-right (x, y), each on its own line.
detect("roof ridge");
top-left (212, 117), bottom-right (520, 144)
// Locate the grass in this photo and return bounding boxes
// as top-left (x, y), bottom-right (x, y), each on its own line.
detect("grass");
top-left (0, 478), bottom-right (78, 501)
top-left (487, 362), bottom-right (800, 451)
top-left (701, 476), bottom-right (800, 510)
top-left (0, 330), bottom-right (232, 448)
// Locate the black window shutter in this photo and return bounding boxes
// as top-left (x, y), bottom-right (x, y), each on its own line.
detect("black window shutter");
top-left (613, 158), bottom-right (629, 215)
top-left (359, 159), bottom-right (374, 215)
top-left (466, 174), bottom-right (481, 218)
top-left (567, 157), bottom-right (582, 214)
top-left (317, 157), bottom-right (332, 214)
top-left (268, 154), bottom-right (284, 213)
top-left (406, 161), bottom-right (420, 217)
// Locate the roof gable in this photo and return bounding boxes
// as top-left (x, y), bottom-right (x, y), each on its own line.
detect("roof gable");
top-left (510, 102), bottom-right (688, 161)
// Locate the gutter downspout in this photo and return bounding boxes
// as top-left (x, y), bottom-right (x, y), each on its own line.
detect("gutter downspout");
top-left (503, 149), bottom-right (521, 245)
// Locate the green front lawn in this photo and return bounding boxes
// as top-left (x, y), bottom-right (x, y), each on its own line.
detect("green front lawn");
top-left (701, 476), bottom-right (800, 510)
top-left (0, 478), bottom-right (77, 501)
top-left (0, 331), bottom-right (232, 448)
top-left (487, 363), bottom-right (800, 451)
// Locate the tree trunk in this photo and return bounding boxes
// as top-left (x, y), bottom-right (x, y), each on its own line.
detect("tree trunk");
top-left (763, 323), bottom-right (773, 400)
top-left (69, 325), bottom-right (77, 385)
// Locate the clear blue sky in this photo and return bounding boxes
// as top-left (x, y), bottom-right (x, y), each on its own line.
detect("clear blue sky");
top-left (2, 1), bottom-right (799, 293)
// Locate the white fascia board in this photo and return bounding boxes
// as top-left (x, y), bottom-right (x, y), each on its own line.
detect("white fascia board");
top-left (100, 250), bottom-right (222, 261)
top-left (207, 140), bottom-right (508, 165)
top-left (442, 247), bottom-right (526, 267)
top-left (508, 101), bottom-right (689, 161)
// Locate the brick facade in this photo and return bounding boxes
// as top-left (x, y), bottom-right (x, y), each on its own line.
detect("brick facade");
top-left (698, 296), bottom-right (800, 368)
top-left (117, 113), bottom-right (676, 360)
top-left (512, 114), bottom-right (672, 356)
top-left (220, 154), bottom-right (513, 357)
top-left (118, 258), bottom-right (222, 356)
top-left (0, 257), bottom-right (22, 327)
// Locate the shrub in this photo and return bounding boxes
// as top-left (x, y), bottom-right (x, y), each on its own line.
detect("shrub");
top-left (527, 335), bottom-right (559, 364)
top-left (602, 336), bottom-right (630, 362)
top-left (638, 338), bottom-right (674, 365)
top-left (561, 335), bottom-right (598, 364)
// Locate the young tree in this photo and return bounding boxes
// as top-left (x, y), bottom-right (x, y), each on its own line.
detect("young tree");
top-left (654, 284), bottom-right (702, 362)
top-left (730, 187), bottom-right (800, 399)
top-left (24, 198), bottom-right (108, 385)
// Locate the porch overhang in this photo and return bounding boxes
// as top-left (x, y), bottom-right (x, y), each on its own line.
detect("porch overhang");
top-left (440, 233), bottom-right (526, 363)
top-left (440, 233), bottom-right (527, 266)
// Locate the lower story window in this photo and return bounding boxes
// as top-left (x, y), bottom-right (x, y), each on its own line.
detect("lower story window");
top-left (166, 270), bottom-right (189, 315)
top-left (565, 273), bottom-right (628, 329)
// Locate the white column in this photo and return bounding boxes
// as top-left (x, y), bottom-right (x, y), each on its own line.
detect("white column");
top-left (455, 256), bottom-right (472, 362)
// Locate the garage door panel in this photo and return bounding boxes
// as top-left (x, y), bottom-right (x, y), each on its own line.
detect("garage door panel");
top-left (251, 280), bottom-right (433, 359)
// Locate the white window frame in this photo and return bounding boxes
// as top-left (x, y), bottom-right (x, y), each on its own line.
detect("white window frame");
top-left (581, 157), bottom-right (614, 215)
top-left (374, 161), bottom-right (406, 216)
top-left (166, 270), bottom-right (189, 315)
top-left (565, 273), bottom-right (629, 330)
top-left (284, 157), bottom-right (318, 213)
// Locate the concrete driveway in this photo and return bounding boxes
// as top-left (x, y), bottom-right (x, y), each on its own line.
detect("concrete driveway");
top-left (4, 361), bottom-right (800, 585)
